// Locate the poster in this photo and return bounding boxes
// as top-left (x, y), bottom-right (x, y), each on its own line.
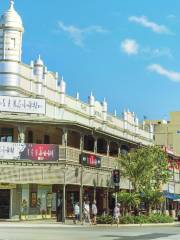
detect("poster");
top-left (0, 142), bottom-right (59, 161)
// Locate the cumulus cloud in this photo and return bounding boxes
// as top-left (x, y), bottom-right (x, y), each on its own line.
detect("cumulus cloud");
top-left (121, 39), bottom-right (139, 55)
top-left (142, 47), bottom-right (172, 59)
top-left (58, 21), bottom-right (107, 47)
top-left (128, 16), bottom-right (172, 34)
top-left (121, 39), bottom-right (172, 59)
top-left (147, 64), bottom-right (180, 82)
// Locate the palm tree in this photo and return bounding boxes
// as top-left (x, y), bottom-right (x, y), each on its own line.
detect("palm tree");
top-left (116, 191), bottom-right (140, 216)
top-left (141, 189), bottom-right (165, 215)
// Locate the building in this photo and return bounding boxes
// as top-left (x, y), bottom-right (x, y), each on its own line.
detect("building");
top-left (145, 112), bottom-right (180, 216)
top-left (0, 1), bottom-right (153, 220)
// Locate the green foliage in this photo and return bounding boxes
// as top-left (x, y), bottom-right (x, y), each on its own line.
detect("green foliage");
top-left (141, 189), bottom-right (165, 214)
top-left (148, 213), bottom-right (174, 223)
top-left (115, 191), bottom-right (140, 215)
top-left (96, 215), bottom-right (113, 224)
top-left (96, 214), bottom-right (173, 224)
top-left (118, 146), bottom-right (170, 192)
top-left (119, 215), bottom-right (134, 224)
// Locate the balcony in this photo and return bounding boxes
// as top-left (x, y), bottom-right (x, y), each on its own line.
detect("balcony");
top-left (0, 142), bottom-right (118, 170)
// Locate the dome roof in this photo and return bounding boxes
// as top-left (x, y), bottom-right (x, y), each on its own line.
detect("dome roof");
top-left (0, 1), bottom-right (23, 30)
top-left (34, 55), bottom-right (44, 66)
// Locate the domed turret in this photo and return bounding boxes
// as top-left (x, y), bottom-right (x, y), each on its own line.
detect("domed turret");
top-left (0, 1), bottom-right (23, 30)
top-left (34, 55), bottom-right (44, 78)
top-left (0, 0), bottom-right (24, 62)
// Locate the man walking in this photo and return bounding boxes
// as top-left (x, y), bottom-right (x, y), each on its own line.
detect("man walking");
top-left (91, 200), bottom-right (97, 225)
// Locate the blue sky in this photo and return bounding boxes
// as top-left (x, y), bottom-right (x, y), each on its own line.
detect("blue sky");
top-left (1, 0), bottom-right (180, 120)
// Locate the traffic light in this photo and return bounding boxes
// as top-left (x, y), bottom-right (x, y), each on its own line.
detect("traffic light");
top-left (113, 169), bottom-right (120, 184)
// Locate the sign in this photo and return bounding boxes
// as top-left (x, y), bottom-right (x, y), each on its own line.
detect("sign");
top-left (0, 96), bottom-right (45, 114)
top-left (0, 142), bottom-right (59, 161)
top-left (169, 160), bottom-right (180, 171)
top-left (0, 183), bottom-right (16, 189)
top-left (80, 153), bottom-right (101, 168)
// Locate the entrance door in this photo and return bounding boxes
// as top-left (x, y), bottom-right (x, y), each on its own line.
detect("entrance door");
top-left (0, 190), bottom-right (10, 219)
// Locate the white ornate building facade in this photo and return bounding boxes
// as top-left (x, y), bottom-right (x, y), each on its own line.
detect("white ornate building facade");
top-left (0, 1), bottom-right (154, 220)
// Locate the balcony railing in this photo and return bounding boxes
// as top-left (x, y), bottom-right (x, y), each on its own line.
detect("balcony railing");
top-left (0, 142), bottom-right (118, 170)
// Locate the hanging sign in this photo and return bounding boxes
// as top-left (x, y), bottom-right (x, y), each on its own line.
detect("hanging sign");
top-left (80, 153), bottom-right (101, 168)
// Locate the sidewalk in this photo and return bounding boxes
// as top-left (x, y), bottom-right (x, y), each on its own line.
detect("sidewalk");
top-left (0, 219), bottom-right (179, 228)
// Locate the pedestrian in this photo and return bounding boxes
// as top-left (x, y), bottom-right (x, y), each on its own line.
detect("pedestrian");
top-left (73, 202), bottom-right (80, 224)
top-left (91, 200), bottom-right (97, 225)
top-left (37, 198), bottom-right (41, 215)
top-left (83, 200), bottom-right (91, 224)
top-left (113, 203), bottom-right (120, 227)
top-left (21, 199), bottom-right (28, 220)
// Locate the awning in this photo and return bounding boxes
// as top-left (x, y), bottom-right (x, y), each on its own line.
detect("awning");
top-left (163, 191), bottom-right (180, 201)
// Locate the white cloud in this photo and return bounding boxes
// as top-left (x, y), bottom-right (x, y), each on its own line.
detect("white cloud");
top-left (121, 39), bottom-right (139, 55)
top-left (58, 21), bottom-right (107, 47)
top-left (120, 39), bottom-right (172, 58)
top-left (142, 47), bottom-right (172, 59)
top-left (147, 64), bottom-right (180, 82)
top-left (128, 16), bottom-right (171, 34)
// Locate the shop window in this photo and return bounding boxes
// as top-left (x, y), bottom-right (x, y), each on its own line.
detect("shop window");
top-left (30, 192), bottom-right (37, 208)
top-left (44, 135), bottom-right (50, 144)
top-left (27, 130), bottom-right (33, 143)
top-left (0, 128), bottom-right (13, 142)
top-left (29, 184), bottom-right (37, 208)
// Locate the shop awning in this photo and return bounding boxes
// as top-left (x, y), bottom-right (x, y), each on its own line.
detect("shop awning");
top-left (163, 191), bottom-right (180, 201)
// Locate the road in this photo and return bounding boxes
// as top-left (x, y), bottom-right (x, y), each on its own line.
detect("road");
top-left (0, 224), bottom-right (180, 240)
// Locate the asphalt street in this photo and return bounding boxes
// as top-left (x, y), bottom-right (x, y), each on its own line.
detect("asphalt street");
top-left (0, 225), bottom-right (180, 240)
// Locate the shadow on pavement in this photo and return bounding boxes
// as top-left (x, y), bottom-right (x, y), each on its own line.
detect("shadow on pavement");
top-left (102, 233), bottom-right (176, 240)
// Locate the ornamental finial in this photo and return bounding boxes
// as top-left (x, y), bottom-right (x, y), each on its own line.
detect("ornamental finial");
top-left (10, 0), bottom-right (14, 9)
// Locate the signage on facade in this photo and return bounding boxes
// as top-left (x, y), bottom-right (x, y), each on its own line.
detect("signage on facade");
top-left (0, 183), bottom-right (16, 189)
top-left (169, 160), bottom-right (180, 171)
top-left (0, 142), bottom-right (59, 161)
top-left (80, 153), bottom-right (101, 168)
top-left (0, 96), bottom-right (46, 114)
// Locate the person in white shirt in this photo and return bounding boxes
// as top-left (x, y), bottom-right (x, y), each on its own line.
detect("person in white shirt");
top-left (91, 200), bottom-right (98, 225)
top-left (73, 202), bottom-right (80, 224)
top-left (83, 200), bottom-right (91, 224)
top-left (113, 203), bottom-right (120, 226)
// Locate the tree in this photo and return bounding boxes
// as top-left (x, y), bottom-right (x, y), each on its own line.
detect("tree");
top-left (118, 146), bottom-right (171, 214)
top-left (116, 191), bottom-right (140, 216)
top-left (141, 189), bottom-right (165, 215)
top-left (118, 146), bottom-right (170, 193)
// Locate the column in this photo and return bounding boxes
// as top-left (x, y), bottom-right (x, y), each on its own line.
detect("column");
top-left (106, 188), bottom-right (109, 214)
top-left (62, 128), bottom-right (68, 147)
top-left (107, 141), bottom-right (110, 157)
top-left (17, 126), bottom-right (26, 143)
top-left (118, 144), bottom-right (121, 157)
top-left (94, 137), bottom-right (97, 153)
top-left (62, 184), bottom-right (66, 223)
top-left (80, 134), bottom-right (84, 152)
top-left (80, 166), bottom-right (83, 222)
top-left (62, 128), bottom-right (68, 160)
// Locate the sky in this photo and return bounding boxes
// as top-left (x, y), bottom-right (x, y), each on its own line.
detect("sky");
top-left (1, 0), bottom-right (180, 121)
